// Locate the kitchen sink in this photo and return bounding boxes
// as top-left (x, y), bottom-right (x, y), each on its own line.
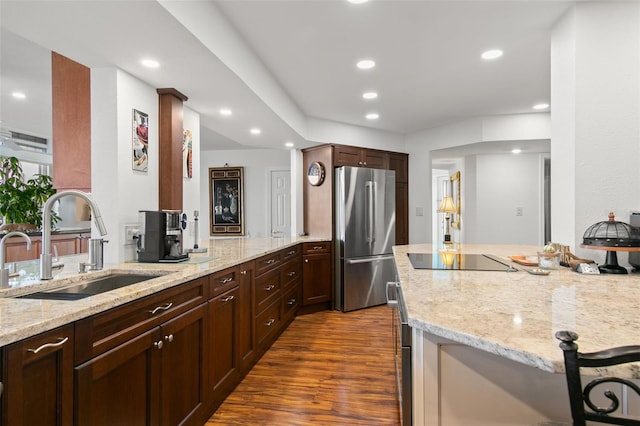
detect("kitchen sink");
top-left (19, 272), bottom-right (164, 300)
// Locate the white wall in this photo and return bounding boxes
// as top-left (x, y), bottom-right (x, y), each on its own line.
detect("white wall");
top-left (552, 2), bottom-right (640, 266)
top-left (406, 113), bottom-right (550, 244)
top-left (465, 153), bottom-right (544, 245)
top-left (199, 149), bottom-right (290, 241)
top-left (182, 107), bottom-right (201, 250)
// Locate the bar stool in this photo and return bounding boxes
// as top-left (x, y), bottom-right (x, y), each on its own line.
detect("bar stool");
top-left (555, 330), bottom-right (640, 425)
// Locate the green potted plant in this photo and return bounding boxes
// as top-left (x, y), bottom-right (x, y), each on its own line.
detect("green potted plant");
top-left (0, 156), bottom-right (59, 232)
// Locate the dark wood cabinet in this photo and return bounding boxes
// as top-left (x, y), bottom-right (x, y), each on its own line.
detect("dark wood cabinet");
top-left (238, 261), bottom-right (255, 373)
top-left (334, 145), bottom-right (388, 169)
top-left (75, 304), bottom-right (206, 426)
top-left (3, 324), bottom-right (74, 426)
top-left (302, 242), bottom-right (332, 309)
top-left (208, 285), bottom-right (240, 400)
top-left (396, 182), bottom-right (409, 245)
top-left (388, 152), bottom-right (408, 183)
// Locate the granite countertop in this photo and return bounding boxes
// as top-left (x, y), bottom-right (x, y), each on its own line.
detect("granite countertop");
top-left (0, 236), bottom-right (329, 347)
top-left (393, 243), bottom-right (640, 378)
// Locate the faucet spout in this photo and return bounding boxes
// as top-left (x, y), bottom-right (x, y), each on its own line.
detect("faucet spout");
top-left (40, 190), bottom-right (108, 280)
top-left (0, 231), bottom-right (32, 287)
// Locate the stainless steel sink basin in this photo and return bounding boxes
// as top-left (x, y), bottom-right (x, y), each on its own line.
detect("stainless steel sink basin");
top-left (19, 273), bottom-right (164, 301)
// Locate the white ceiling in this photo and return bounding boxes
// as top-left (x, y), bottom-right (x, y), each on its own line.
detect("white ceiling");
top-left (0, 0), bottom-right (572, 153)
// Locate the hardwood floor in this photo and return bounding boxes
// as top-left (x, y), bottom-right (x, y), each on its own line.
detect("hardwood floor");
top-left (206, 305), bottom-right (400, 425)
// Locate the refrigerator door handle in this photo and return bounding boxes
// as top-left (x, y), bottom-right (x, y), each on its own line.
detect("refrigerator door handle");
top-left (345, 254), bottom-right (395, 264)
top-left (365, 181), bottom-right (375, 244)
top-left (386, 281), bottom-right (399, 307)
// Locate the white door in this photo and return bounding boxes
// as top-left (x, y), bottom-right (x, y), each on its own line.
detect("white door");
top-left (270, 170), bottom-right (290, 237)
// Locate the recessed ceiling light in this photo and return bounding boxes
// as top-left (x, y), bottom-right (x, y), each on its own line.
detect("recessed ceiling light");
top-left (11, 92), bottom-right (26, 100)
top-left (533, 103), bottom-right (550, 110)
top-left (285, 142), bottom-right (295, 148)
top-left (481, 49), bottom-right (503, 60)
top-left (250, 128), bottom-right (261, 135)
top-left (140, 58), bottom-right (160, 69)
top-left (511, 149), bottom-right (522, 154)
top-left (366, 113), bottom-right (379, 120)
top-left (348, 0), bottom-right (369, 3)
top-left (357, 59), bottom-right (375, 70)
top-left (219, 108), bottom-right (232, 116)
top-left (362, 92), bottom-right (378, 100)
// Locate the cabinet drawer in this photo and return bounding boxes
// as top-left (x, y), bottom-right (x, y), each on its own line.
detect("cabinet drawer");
top-left (282, 284), bottom-right (301, 321)
top-left (255, 252), bottom-right (281, 276)
top-left (254, 268), bottom-right (281, 314)
top-left (256, 299), bottom-right (281, 347)
top-left (281, 258), bottom-right (301, 289)
top-left (281, 245), bottom-right (301, 261)
top-left (303, 241), bottom-right (331, 254)
top-left (209, 266), bottom-right (238, 297)
top-left (75, 277), bottom-right (207, 363)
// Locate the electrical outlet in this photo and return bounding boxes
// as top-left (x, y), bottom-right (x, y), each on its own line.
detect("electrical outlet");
top-left (123, 224), bottom-right (139, 246)
top-left (516, 207), bottom-right (523, 216)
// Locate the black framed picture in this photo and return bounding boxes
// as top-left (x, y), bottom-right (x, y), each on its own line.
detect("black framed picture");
top-left (209, 166), bottom-right (245, 236)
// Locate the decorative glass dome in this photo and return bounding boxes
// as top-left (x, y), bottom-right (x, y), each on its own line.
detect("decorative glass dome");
top-left (582, 213), bottom-right (640, 247)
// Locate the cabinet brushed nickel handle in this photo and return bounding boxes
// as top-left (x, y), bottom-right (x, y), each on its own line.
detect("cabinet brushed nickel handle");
top-left (287, 298), bottom-right (296, 305)
top-left (266, 259), bottom-right (276, 264)
top-left (265, 284), bottom-right (275, 291)
top-left (149, 302), bottom-right (173, 315)
top-left (265, 319), bottom-right (275, 326)
top-left (288, 250), bottom-right (296, 255)
top-left (305, 259), bottom-right (309, 263)
top-left (240, 270), bottom-right (247, 275)
top-left (222, 295), bottom-right (235, 302)
top-left (218, 277), bottom-right (233, 284)
top-left (287, 272), bottom-right (296, 277)
top-left (313, 246), bottom-right (324, 250)
top-left (27, 336), bottom-right (69, 354)
top-left (164, 334), bottom-right (174, 343)
top-left (154, 340), bottom-right (164, 349)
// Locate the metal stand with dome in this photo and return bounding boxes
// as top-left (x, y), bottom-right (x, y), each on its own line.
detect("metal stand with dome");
top-left (581, 212), bottom-right (640, 274)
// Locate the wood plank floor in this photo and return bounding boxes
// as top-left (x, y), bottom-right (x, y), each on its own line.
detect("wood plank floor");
top-left (206, 305), bottom-right (400, 425)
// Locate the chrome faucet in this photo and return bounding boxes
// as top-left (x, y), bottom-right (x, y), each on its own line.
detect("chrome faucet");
top-left (0, 231), bottom-right (32, 287)
top-left (40, 190), bottom-right (108, 280)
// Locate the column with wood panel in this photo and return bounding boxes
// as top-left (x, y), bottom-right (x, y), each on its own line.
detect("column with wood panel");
top-left (157, 88), bottom-right (188, 211)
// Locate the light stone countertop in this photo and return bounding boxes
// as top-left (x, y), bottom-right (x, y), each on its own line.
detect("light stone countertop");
top-left (393, 243), bottom-right (640, 378)
top-left (0, 236), bottom-right (328, 347)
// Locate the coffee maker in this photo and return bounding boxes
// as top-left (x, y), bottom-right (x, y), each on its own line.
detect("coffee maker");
top-left (137, 210), bottom-right (189, 263)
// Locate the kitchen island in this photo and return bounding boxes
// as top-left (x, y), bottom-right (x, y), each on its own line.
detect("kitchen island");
top-left (393, 243), bottom-right (640, 426)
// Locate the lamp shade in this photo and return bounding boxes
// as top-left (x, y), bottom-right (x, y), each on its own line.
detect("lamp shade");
top-left (437, 196), bottom-right (457, 214)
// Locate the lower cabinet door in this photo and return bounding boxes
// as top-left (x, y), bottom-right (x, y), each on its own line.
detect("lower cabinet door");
top-left (208, 286), bottom-right (240, 405)
top-left (159, 304), bottom-right (207, 426)
top-left (75, 327), bottom-right (162, 426)
top-left (3, 324), bottom-right (74, 426)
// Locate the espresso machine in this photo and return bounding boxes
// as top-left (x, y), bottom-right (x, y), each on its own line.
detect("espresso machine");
top-left (136, 210), bottom-right (189, 263)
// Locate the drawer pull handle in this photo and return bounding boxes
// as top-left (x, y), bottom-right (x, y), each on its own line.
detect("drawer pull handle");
top-left (240, 270), bottom-right (247, 275)
top-left (27, 337), bottom-right (69, 354)
top-left (164, 334), bottom-right (174, 343)
top-left (265, 284), bottom-right (275, 291)
top-left (287, 272), bottom-right (296, 277)
top-left (287, 298), bottom-right (296, 305)
top-left (222, 295), bottom-right (235, 302)
top-left (218, 277), bottom-right (233, 284)
top-left (266, 259), bottom-right (276, 264)
top-left (149, 302), bottom-right (173, 315)
top-left (154, 340), bottom-right (164, 350)
top-left (265, 319), bottom-right (275, 326)
top-left (288, 250), bottom-right (296, 255)
top-left (313, 246), bottom-right (324, 250)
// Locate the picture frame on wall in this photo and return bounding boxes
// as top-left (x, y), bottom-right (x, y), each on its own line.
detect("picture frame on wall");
top-left (209, 166), bottom-right (245, 236)
top-left (132, 109), bottom-right (149, 172)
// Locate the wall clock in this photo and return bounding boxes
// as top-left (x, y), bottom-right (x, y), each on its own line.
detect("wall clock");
top-left (307, 161), bottom-right (325, 186)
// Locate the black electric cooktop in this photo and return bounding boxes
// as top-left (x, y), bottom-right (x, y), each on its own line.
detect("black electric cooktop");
top-left (407, 253), bottom-right (514, 271)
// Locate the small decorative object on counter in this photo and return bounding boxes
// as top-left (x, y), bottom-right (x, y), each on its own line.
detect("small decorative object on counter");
top-left (538, 242), bottom-right (560, 270)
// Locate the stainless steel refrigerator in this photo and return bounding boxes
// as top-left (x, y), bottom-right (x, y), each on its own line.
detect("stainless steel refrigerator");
top-left (335, 166), bottom-right (396, 312)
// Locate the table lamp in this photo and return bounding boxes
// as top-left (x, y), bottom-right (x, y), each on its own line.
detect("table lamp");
top-left (437, 195), bottom-right (457, 244)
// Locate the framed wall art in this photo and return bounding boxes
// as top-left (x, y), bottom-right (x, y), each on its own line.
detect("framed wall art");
top-left (209, 166), bottom-right (245, 236)
top-left (183, 129), bottom-right (193, 179)
top-left (132, 109), bottom-right (148, 172)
